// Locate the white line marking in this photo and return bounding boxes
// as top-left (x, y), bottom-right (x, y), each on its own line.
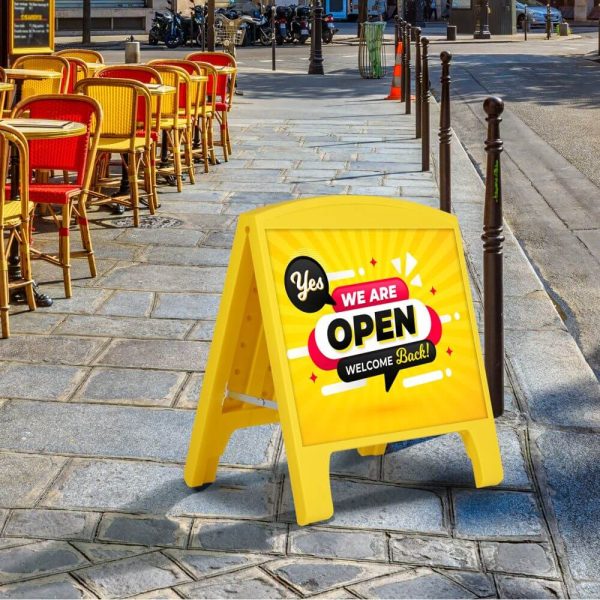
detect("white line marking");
top-left (440, 314), bottom-right (452, 324)
top-left (327, 269), bottom-right (355, 281)
top-left (287, 346), bottom-right (309, 359)
top-left (403, 370), bottom-right (443, 388)
top-left (322, 379), bottom-right (367, 396)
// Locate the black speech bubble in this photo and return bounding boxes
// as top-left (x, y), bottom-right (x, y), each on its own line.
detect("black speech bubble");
top-left (285, 256), bottom-right (336, 313)
top-left (337, 340), bottom-right (436, 392)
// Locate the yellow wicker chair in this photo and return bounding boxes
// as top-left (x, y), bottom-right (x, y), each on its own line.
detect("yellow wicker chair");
top-left (11, 55), bottom-right (70, 101)
top-left (149, 58), bottom-right (215, 174)
top-left (0, 123), bottom-right (36, 338)
top-left (55, 49), bottom-right (105, 64)
top-left (151, 65), bottom-right (195, 192)
top-left (75, 78), bottom-right (154, 228)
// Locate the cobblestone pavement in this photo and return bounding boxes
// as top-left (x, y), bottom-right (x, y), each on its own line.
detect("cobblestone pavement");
top-left (0, 54), bottom-right (597, 598)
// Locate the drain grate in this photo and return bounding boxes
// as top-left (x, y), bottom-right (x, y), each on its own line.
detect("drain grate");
top-left (107, 215), bottom-right (184, 229)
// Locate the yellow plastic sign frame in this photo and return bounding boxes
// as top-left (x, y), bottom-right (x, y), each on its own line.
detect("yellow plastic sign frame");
top-left (185, 196), bottom-right (503, 526)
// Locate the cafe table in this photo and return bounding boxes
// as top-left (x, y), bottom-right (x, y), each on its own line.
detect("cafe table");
top-left (2, 118), bottom-right (87, 306)
top-left (4, 69), bottom-right (63, 106)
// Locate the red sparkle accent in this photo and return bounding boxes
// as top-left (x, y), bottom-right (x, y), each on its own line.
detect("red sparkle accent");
top-left (370, 258), bottom-right (377, 266)
top-left (430, 287), bottom-right (437, 295)
top-left (310, 373), bottom-right (318, 383)
top-left (446, 347), bottom-right (453, 356)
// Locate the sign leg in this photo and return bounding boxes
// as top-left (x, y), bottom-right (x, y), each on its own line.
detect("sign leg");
top-left (460, 420), bottom-right (504, 488)
top-left (287, 446), bottom-right (334, 526)
top-left (357, 444), bottom-right (388, 456)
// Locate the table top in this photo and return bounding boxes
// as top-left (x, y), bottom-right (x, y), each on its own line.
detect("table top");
top-left (143, 83), bottom-right (176, 96)
top-left (215, 66), bottom-right (236, 75)
top-left (2, 118), bottom-right (87, 140)
top-left (4, 69), bottom-right (63, 81)
top-left (0, 83), bottom-right (14, 92)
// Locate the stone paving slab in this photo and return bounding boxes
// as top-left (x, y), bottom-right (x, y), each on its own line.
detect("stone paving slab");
top-left (75, 552), bottom-right (191, 597)
top-left (0, 573), bottom-right (94, 599)
top-left (279, 478), bottom-right (445, 534)
top-left (3, 509), bottom-right (99, 542)
top-left (42, 460), bottom-right (278, 519)
top-left (0, 453), bottom-right (66, 508)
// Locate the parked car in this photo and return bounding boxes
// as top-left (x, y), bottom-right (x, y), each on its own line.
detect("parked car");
top-left (515, 0), bottom-right (562, 29)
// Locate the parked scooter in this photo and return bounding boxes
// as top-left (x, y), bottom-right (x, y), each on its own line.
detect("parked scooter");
top-left (180, 2), bottom-right (207, 47)
top-left (307, 9), bottom-right (338, 44)
top-left (292, 5), bottom-right (310, 44)
top-left (274, 5), bottom-right (294, 45)
top-left (148, 9), bottom-right (174, 45)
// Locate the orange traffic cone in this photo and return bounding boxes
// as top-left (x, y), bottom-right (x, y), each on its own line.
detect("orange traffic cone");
top-left (386, 41), bottom-right (403, 100)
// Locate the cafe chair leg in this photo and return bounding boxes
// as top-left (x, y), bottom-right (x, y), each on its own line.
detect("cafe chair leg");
top-left (60, 203), bottom-right (73, 299)
top-left (76, 194), bottom-right (97, 279)
top-left (129, 152), bottom-right (141, 228)
top-left (19, 226), bottom-right (36, 311)
top-left (184, 125), bottom-right (196, 185)
top-left (0, 237), bottom-right (9, 339)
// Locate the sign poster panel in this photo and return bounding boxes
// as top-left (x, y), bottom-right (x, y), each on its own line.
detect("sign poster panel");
top-left (269, 228), bottom-right (487, 446)
top-left (9, 0), bottom-right (55, 56)
top-left (185, 196), bottom-right (503, 526)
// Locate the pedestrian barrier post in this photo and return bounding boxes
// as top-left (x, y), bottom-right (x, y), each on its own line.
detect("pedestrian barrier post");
top-left (414, 27), bottom-right (422, 139)
top-left (546, 3), bottom-right (552, 39)
top-left (272, 6), bottom-right (276, 71)
top-left (482, 97), bottom-right (505, 418)
top-left (421, 36), bottom-right (430, 171)
top-left (524, 5), bottom-right (528, 40)
top-left (439, 51), bottom-right (452, 213)
top-left (404, 24), bottom-right (411, 115)
top-left (400, 19), bottom-right (407, 102)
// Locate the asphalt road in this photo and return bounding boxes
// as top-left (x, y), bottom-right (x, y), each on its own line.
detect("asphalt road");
top-left (102, 30), bottom-right (600, 377)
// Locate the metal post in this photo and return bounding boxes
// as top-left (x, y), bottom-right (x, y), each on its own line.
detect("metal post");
top-left (83, 0), bottom-right (92, 45)
top-left (482, 96), bottom-right (505, 418)
top-left (524, 5), bottom-right (528, 40)
top-left (272, 6), bottom-right (276, 71)
top-left (414, 27), bottom-right (422, 138)
top-left (546, 2), bottom-right (551, 39)
top-left (309, 0), bottom-right (325, 74)
top-left (394, 14), bottom-right (399, 46)
top-left (400, 20), bottom-right (407, 102)
top-left (421, 36), bottom-right (430, 170)
top-left (598, 16), bottom-right (600, 55)
top-left (207, 0), bottom-right (216, 51)
top-left (439, 51), bottom-right (452, 213)
top-left (474, 0), bottom-right (491, 39)
top-left (404, 24), bottom-right (411, 115)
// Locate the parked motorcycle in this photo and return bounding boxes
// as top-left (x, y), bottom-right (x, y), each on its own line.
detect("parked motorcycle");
top-left (148, 9), bottom-right (173, 45)
top-left (307, 10), bottom-right (338, 44)
top-left (274, 5), bottom-right (294, 45)
top-left (292, 5), bottom-right (310, 44)
top-left (239, 11), bottom-right (272, 46)
top-left (180, 2), bottom-right (207, 48)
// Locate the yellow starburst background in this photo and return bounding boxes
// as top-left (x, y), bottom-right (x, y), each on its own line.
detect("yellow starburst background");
top-left (266, 228), bottom-right (489, 446)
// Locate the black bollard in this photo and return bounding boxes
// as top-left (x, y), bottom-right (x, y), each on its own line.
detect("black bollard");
top-left (421, 36), bottom-right (430, 170)
top-left (308, 0), bottom-right (325, 74)
top-left (524, 5), bottom-right (528, 40)
top-left (597, 15), bottom-right (599, 55)
top-left (404, 24), bottom-right (411, 115)
top-left (439, 51), bottom-right (452, 213)
top-left (272, 6), bottom-right (276, 71)
top-left (400, 20), bottom-right (407, 102)
top-left (482, 96), bottom-right (505, 418)
top-left (414, 27), bottom-right (422, 139)
top-left (546, 3), bottom-right (551, 39)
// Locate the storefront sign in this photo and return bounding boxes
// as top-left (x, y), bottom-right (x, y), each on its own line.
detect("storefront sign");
top-left (185, 196), bottom-right (503, 526)
top-left (9, 0), bottom-right (55, 56)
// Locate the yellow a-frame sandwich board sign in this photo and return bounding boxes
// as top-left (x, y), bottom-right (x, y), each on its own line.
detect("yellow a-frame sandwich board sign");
top-left (185, 196), bottom-right (503, 526)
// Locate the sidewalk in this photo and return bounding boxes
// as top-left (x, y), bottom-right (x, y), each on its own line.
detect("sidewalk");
top-left (0, 56), bottom-right (598, 599)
